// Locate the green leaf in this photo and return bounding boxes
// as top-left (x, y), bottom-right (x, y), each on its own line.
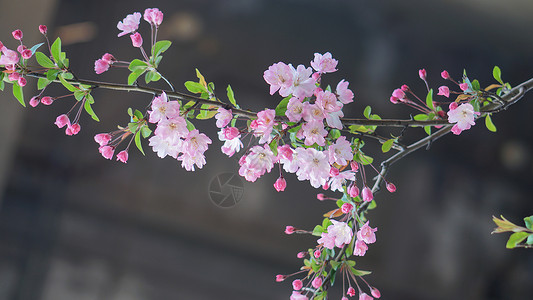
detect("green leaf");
top-left (472, 79), bottom-right (480, 91)
top-left (128, 59), bottom-right (148, 71)
top-left (134, 131), bottom-right (145, 156)
top-left (152, 40), bottom-right (172, 57)
top-left (226, 85), bottom-right (238, 108)
top-left (275, 96), bottom-right (291, 116)
top-left (128, 122), bottom-right (139, 133)
top-left (382, 139), bottom-right (395, 153)
top-left (84, 99), bottom-right (100, 121)
top-left (424, 125), bottom-right (431, 135)
top-left (184, 81), bottom-right (207, 94)
top-left (29, 42), bottom-right (44, 55)
top-left (141, 125), bottom-right (152, 138)
top-left (527, 234), bottom-right (533, 245)
top-left (524, 216), bottom-right (533, 230)
top-left (59, 74), bottom-right (78, 92)
top-left (269, 139), bottom-right (279, 156)
top-left (127, 108), bottom-right (133, 117)
top-left (51, 37), bottom-right (61, 63)
top-left (145, 70), bottom-right (155, 84)
top-left (0, 80), bottom-right (4, 91)
top-left (37, 78), bottom-right (51, 90)
top-left (414, 114), bottom-right (428, 121)
top-left (329, 129), bottom-right (341, 140)
top-left (74, 90), bottom-right (85, 101)
top-left (186, 119), bottom-right (196, 131)
top-left (312, 225), bottom-right (324, 237)
top-left (363, 106), bottom-right (372, 119)
top-left (46, 69), bottom-right (60, 80)
top-left (485, 114), bottom-right (497, 132)
top-left (351, 269), bottom-right (372, 276)
top-left (12, 83), bottom-right (24, 106)
top-left (35, 51), bottom-right (56, 68)
top-left (128, 68), bottom-right (145, 85)
top-left (367, 200), bottom-right (377, 210)
top-left (493, 66), bottom-right (503, 84)
top-left (133, 109), bottom-right (144, 121)
top-left (426, 89), bottom-right (434, 110)
top-left (330, 261), bottom-right (341, 271)
top-left (506, 232), bottom-right (529, 249)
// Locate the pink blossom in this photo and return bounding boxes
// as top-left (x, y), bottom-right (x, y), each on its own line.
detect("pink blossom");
top-left (39, 25), bottom-right (47, 35)
top-left (342, 297), bottom-right (349, 300)
top-left (357, 221), bottom-right (377, 244)
top-left (54, 114), bottom-right (70, 128)
top-left (94, 133), bottom-right (112, 146)
top-left (277, 144), bottom-right (294, 162)
top-left (419, 68), bottom-right (427, 80)
top-left (302, 120), bottom-right (327, 146)
top-left (290, 291), bottom-right (308, 300)
top-left (347, 287), bottom-right (356, 297)
top-left (102, 53), bottom-right (115, 63)
top-left (253, 109), bottom-right (276, 144)
top-left (329, 170), bottom-right (355, 192)
top-left (130, 32), bottom-right (143, 48)
top-left (116, 150), bottom-right (129, 163)
top-left (292, 279), bottom-right (303, 291)
top-left (296, 148), bottom-right (330, 188)
top-left (215, 107), bottom-right (232, 128)
top-left (371, 287), bottom-right (381, 298)
top-left (178, 151), bottom-right (208, 171)
top-left (285, 97), bottom-right (305, 122)
top-left (99, 146), bottom-right (115, 160)
top-left (314, 250), bottom-right (321, 258)
top-left (218, 129), bottom-right (242, 157)
top-left (386, 182), bottom-right (396, 193)
top-left (155, 116), bottom-right (189, 139)
top-left (351, 161), bottom-right (359, 172)
top-left (317, 193), bottom-right (326, 201)
top-left (310, 52), bottom-right (338, 74)
top-left (341, 203), bottom-right (353, 214)
top-left (401, 84), bottom-right (409, 92)
top-left (17, 45), bottom-right (26, 53)
top-left (0, 47), bottom-right (19, 66)
top-left (65, 123), bottom-right (81, 136)
top-left (438, 86), bottom-right (450, 98)
top-left (459, 82), bottom-right (469, 91)
top-left (144, 8), bottom-right (164, 26)
top-left (316, 90), bottom-right (341, 113)
top-left (390, 96), bottom-right (399, 104)
top-left (8, 72), bottom-right (20, 81)
top-left (447, 103), bottom-right (479, 135)
top-left (392, 88), bottom-right (405, 99)
top-left (285, 225), bottom-right (295, 234)
top-left (263, 62), bottom-right (293, 96)
top-left (148, 135), bottom-right (181, 159)
top-left (328, 136), bottom-right (352, 166)
top-left (17, 77), bottom-right (26, 87)
top-left (318, 220), bottom-right (353, 249)
top-left (275, 274), bottom-right (286, 282)
top-left (348, 184), bottom-right (360, 198)
top-left (21, 49), bottom-right (32, 59)
top-left (182, 129), bottom-right (212, 156)
top-left (117, 12), bottom-right (141, 37)
top-left (360, 293), bottom-right (373, 300)
top-left (245, 144), bottom-right (275, 175)
top-left (94, 59), bottom-right (110, 74)
top-left (222, 127), bottom-right (239, 140)
top-left (312, 277), bottom-right (323, 289)
top-left (274, 177), bottom-right (287, 192)
top-left (361, 186), bottom-right (373, 202)
top-left (329, 167), bottom-right (340, 177)
top-left (149, 92), bottom-right (180, 123)
top-left (302, 102), bottom-right (325, 122)
top-left (40, 96), bottom-right (53, 105)
top-left (353, 239), bottom-right (368, 256)
top-left (12, 29), bottom-right (23, 40)
top-left (289, 64), bottom-right (316, 99)
top-left (297, 251), bottom-right (306, 258)
top-left (336, 79), bottom-right (354, 104)
top-left (441, 70), bottom-right (450, 80)
top-left (29, 96), bottom-right (40, 107)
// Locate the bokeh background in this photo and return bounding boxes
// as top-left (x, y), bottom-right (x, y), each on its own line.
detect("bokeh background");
top-left (1, 0), bottom-right (532, 299)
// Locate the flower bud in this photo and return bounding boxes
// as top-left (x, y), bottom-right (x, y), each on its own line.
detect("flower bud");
top-left (130, 32), bottom-right (143, 48)
top-left (54, 114), bottom-right (70, 128)
top-left (12, 29), bottom-right (23, 40)
top-left (275, 274), bottom-right (286, 282)
top-left (392, 88), bottom-right (405, 99)
top-left (348, 184), bottom-right (359, 198)
top-left (41, 96), bottom-right (53, 105)
top-left (29, 96), bottom-right (40, 107)
top-left (386, 182), bottom-right (396, 193)
top-left (313, 250), bottom-right (321, 259)
top-left (99, 146), bottom-right (115, 160)
top-left (292, 279), bottom-right (303, 291)
top-left (94, 133), bottom-right (112, 146)
top-left (17, 77), bottom-right (26, 87)
top-left (296, 251), bottom-right (306, 258)
top-left (359, 293), bottom-right (373, 300)
top-left (459, 82), bottom-right (469, 91)
top-left (66, 123), bottom-right (81, 136)
top-left (371, 287), bottom-right (381, 298)
top-left (316, 193), bottom-right (326, 201)
top-left (312, 277), bottom-right (323, 289)
top-left (401, 84), bottom-right (409, 92)
top-left (116, 150), bottom-right (129, 163)
top-left (22, 49), bottom-right (32, 59)
top-left (285, 226), bottom-right (295, 235)
top-left (441, 70), bottom-right (450, 80)
top-left (350, 161), bottom-right (359, 172)
top-left (347, 287), bottom-right (356, 297)
top-left (419, 68), bottom-right (427, 80)
top-left (362, 186), bottom-right (373, 202)
top-left (329, 167), bottom-right (340, 177)
top-left (39, 25), bottom-right (47, 35)
top-left (341, 202), bottom-right (354, 214)
top-left (223, 127), bottom-right (240, 140)
top-left (274, 177), bottom-right (287, 192)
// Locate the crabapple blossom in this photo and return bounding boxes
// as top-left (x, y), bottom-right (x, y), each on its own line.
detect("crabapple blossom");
top-left (357, 221), bottom-right (377, 244)
top-left (40, 96), bottom-right (53, 105)
top-left (336, 79), bottom-right (354, 104)
top-left (318, 219), bottom-right (353, 249)
top-left (392, 88), bottom-right (405, 100)
top-left (419, 68), bottom-right (427, 80)
top-left (215, 107), bottom-right (232, 128)
top-left (223, 127), bottom-right (240, 140)
top-left (290, 291), bottom-right (308, 300)
top-left (447, 102), bottom-right (480, 135)
top-left (310, 52), bottom-right (338, 74)
top-left (302, 120), bottom-right (327, 146)
top-left (329, 167), bottom-right (340, 177)
top-left (277, 145), bottom-right (293, 162)
top-left (438, 86), bottom-right (450, 98)
top-left (94, 59), bottom-right (110, 74)
top-left (144, 8), bottom-right (164, 26)
top-left (289, 64), bottom-right (316, 99)
top-left (252, 109), bottom-right (276, 144)
top-left (244, 144), bottom-right (275, 176)
top-left (276, 274), bottom-right (286, 282)
top-left (347, 287), bottom-right (356, 297)
top-left (441, 70), bottom-right (450, 79)
top-left (328, 136), bottom-right (352, 166)
top-left (178, 151), bottom-right (207, 171)
top-left (54, 114), bottom-right (70, 128)
top-left (312, 277), bottom-right (323, 289)
top-left (302, 102), bottom-right (325, 122)
top-left (39, 25), bottom-right (47, 35)
top-left (21, 49), bottom-right (32, 59)
top-left (341, 203), bottom-right (354, 214)
top-left (18, 77), bottom-right (26, 87)
top-left (386, 182), bottom-right (396, 193)
top-left (130, 32), bottom-right (143, 48)
top-left (285, 226), bottom-right (295, 235)
top-left (99, 146), bottom-right (114, 160)
top-left (148, 134), bottom-right (181, 159)
top-left (459, 82), bottom-right (469, 91)
top-left (362, 186), bottom-right (373, 202)
top-left (292, 279), bottom-right (303, 291)
top-left (181, 129), bottom-right (211, 156)
top-left (285, 97), bottom-right (305, 122)
top-left (94, 133), bottom-right (112, 146)
top-left (29, 96), bottom-right (40, 107)
top-left (263, 62), bottom-right (293, 97)
top-left (154, 117), bottom-right (189, 139)
top-left (274, 177), bottom-right (287, 192)
top-left (353, 239), bottom-right (368, 256)
top-left (0, 47), bottom-right (19, 66)
top-left (348, 184), bottom-right (360, 198)
top-left (296, 148), bottom-right (329, 188)
top-left (65, 123), bottom-right (81, 136)
top-left (148, 92), bottom-right (180, 123)
top-left (12, 29), bottom-right (22, 40)
top-left (329, 170), bottom-right (355, 192)
top-left (116, 150), bottom-right (129, 163)
top-left (360, 293), bottom-right (373, 300)
top-left (218, 130), bottom-right (242, 157)
top-left (8, 72), bottom-right (19, 81)
top-left (316, 90), bottom-right (342, 113)
top-left (117, 12), bottom-right (141, 37)
top-left (314, 250), bottom-right (321, 258)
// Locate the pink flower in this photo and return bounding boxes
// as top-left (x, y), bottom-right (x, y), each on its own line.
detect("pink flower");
top-left (351, 161), bottom-right (359, 172)
top-left (144, 8), bottom-right (164, 26)
top-left (182, 129), bottom-right (212, 156)
top-left (447, 103), bottom-right (480, 135)
top-left (117, 12), bottom-right (141, 37)
top-left (290, 291), bottom-right (308, 300)
top-left (401, 84), bottom-right (409, 92)
top-left (329, 170), bottom-right (355, 192)
top-left (94, 59), bottom-right (110, 74)
top-left (328, 136), bottom-right (352, 166)
top-left (12, 29), bottom-right (23, 40)
top-left (102, 53), bottom-right (115, 63)
top-left (297, 251), bottom-right (306, 258)
top-left (292, 279), bottom-right (303, 291)
top-left (386, 182), bottom-right (396, 193)
top-left (154, 117), bottom-right (189, 140)
top-left (263, 62), bottom-right (293, 96)
top-left (218, 129), bottom-right (242, 157)
top-left (54, 114), bottom-right (70, 128)
top-left (302, 120), bottom-right (327, 146)
top-left (353, 239), bottom-right (368, 256)
top-left (371, 287), bottom-right (381, 298)
top-left (21, 49), bottom-right (32, 59)
top-left (285, 225), bottom-right (295, 234)
top-left (357, 221), bottom-right (377, 244)
top-left (313, 250), bottom-right (321, 258)
top-left (390, 96), bottom-right (399, 104)
top-left (8, 72), bottom-right (20, 82)
top-left (392, 88), bottom-right (405, 99)
top-left (296, 148), bottom-right (330, 188)
top-left (336, 79), bottom-right (354, 104)
top-left (289, 64), bottom-right (316, 99)
top-left (312, 277), bottom-right (323, 289)
top-left (316, 90), bottom-right (341, 113)
top-left (438, 86), bottom-right (450, 98)
top-left (17, 77), bottom-right (26, 87)
top-left (253, 109), bottom-right (276, 144)
top-left (65, 123), bottom-right (81, 136)
top-left (441, 70), bottom-right (450, 80)
top-left (348, 184), bottom-right (360, 198)
top-left (274, 177), bottom-right (287, 192)
top-left (116, 150), bottom-right (129, 163)
top-left (275, 274), bottom-right (286, 282)
top-left (17, 45), bottom-right (26, 54)
top-left (244, 144), bottom-right (275, 176)
top-left (419, 68), bottom-right (427, 80)
top-left (285, 97), bottom-right (305, 122)
top-left (318, 220), bottom-right (353, 249)
top-left (29, 96), bottom-right (40, 107)
top-left (94, 133), bottom-right (112, 146)
top-left (149, 92), bottom-right (180, 123)
top-left (459, 82), bottom-right (469, 91)
top-left (347, 287), bottom-right (356, 297)
top-left (302, 102), bottom-right (324, 122)
top-left (130, 32), bottom-right (143, 48)
top-left (99, 146), bottom-right (115, 160)
top-left (362, 186), bottom-right (373, 202)
top-left (341, 203), bottom-right (353, 214)
top-left (277, 144), bottom-right (294, 162)
top-left (215, 107), bottom-right (232, 128)
top-left (223, 127), bottom-right (240, 140)
top-left (149, 135), bottom-right (181, 159)
top-left (39, 25), bottom-right (47, 35)
top-left (359, 293), bottom-right (373, 300)
top-left (310, 52), bottom-right (338, 74)
top-left (0, 48), bottom-right (19, 66)
top-left (41, 96), bottom-right (53, 105)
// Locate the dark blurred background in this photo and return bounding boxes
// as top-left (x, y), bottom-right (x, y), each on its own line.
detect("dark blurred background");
top-left (0, 0), bottom-right (532, 299)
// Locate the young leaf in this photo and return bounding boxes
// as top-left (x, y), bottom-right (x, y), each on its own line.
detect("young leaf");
top-left (186, 119), bottom-right (196, 131)
top-left (350, 269), bottom-right (372, 276)
top-left (35, 51), bottom-right (56, 68)
top-left (128, 68), bottom-right (145, 85)
top-left (312, 225), bottom-right (324, 236)
top-left (59, 74), bottom-right (78, 92)
top-left (141, 125), bottom-right (152, 138)
top-left (12, 83), bottom-right (25, 107)
top-left (196, 69), bottom-right (207, 88)
top-left (493, 66), bottom-right (503, 84)
top-left (426, 89), bottom-right (434, 110)
top-left (413, 114), bottom-right (429, 121)
top-left (363, 106), bottom-right (372, 119)
top-left (29, 42), bottom-right (44, 55)
top-left (51, 37), bottom-right (62, 63)
top-left (84, 100), bottom-right (100, 122)
top-left (184, 81), bottom-right (207, 94)
top-left (152, 40), bottom-right (172, 57)
top-left (485, 114), bottom-right (497, 132)
top-left (506, 232), bottom-right (529, 249)
top-left (227, 85), bottom-right (238, 108)
top-left (128, 59), bottom-right (148, 71)
top-left (275, 96), bottom-right (291, 116)
top-left (37, 78), bottom-right (51, 90)
top-left (134, 131), bottom-right (145, 156)
top-left (381, 139), bottom-right (395, 153)
top-left (524, 216), bottom-right (533, 231)
top-left (424, 125), bottom-right (431, 135)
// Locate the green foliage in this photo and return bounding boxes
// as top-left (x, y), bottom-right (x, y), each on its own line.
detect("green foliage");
top-left (485, 114), bottom-right (497, 132)
top-left (35, 51), bottom-right (56, 69)
top-left (381, 138), bottom-right (395, 153)
top-left (226, 85), bottom-right (239, 108)
top-left (152, 40), bottom-right (172, 57)
top-left (12, 83), bottom-right (24, 106)
top-left (275, 96), bottom-right (291, 116)
top-left (426, 88), bottom-right (434, 110)
top-left (506, 232), bottom-right (530, 249)
top-left (493, 66), bottom-right (503, 84)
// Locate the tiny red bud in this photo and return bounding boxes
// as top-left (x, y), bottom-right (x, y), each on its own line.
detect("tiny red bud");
top-left (12, 29), bottom-right (23, 40)
top-left (285, 226), bottom-right (295, 235)
top-left (317, 193), bottom-right (326, 201)
top-left (39, 25), bottom-right (47, 35)
top-left (441, 70), bottom-right (450, 80)
top-left (386, 182), bottom-right (396, 193)
top-left (275, 274), bottom-right (286, 282)
top-left (419, 68), bottom-right (427, 80)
